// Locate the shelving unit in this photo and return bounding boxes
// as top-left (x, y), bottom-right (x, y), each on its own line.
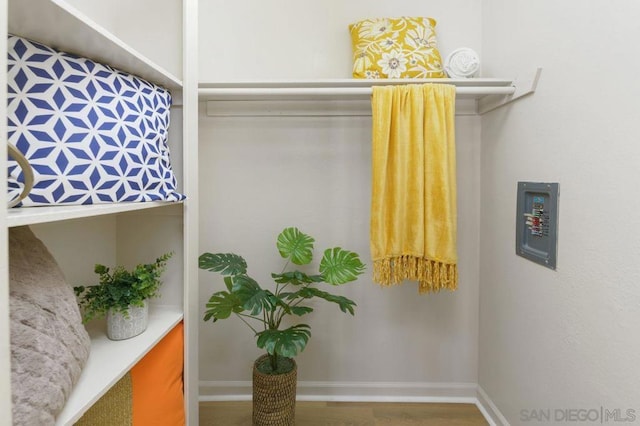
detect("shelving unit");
top-left (0, 0), bottom-right (198, 425)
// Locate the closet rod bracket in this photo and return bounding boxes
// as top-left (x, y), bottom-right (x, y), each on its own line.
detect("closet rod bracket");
top-left (477, 67), bottom-right (542, 115)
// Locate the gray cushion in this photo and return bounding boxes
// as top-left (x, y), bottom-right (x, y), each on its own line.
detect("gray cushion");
top-left (9, 226), bottom-right (91, 425)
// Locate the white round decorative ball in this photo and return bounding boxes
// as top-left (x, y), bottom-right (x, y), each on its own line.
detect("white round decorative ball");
top-left (445, 48), bottom-right (480, 78)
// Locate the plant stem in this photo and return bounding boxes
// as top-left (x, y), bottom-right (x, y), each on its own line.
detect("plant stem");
top-left (272, 282), bottom-right (288, 328)
top-left (273, 258), bottom-right (291, 302)
top-left (234, 313), bottom-right (261, 335)
top-left (270, 352), bottom-right (278, 371)
top-left (281, 258), bottom-right (291, 275)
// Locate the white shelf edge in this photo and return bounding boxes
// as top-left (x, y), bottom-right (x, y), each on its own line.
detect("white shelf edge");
top-left (199, 73), bottom-right (541, 114)
top-left (8, 0), bottom-right (182, 90)
top-left (198, 78), bottom-right (515, 116)
top-left (7, 201), bottom-right (184, 227)
top-left (56, 306), bottom-right (184, 426)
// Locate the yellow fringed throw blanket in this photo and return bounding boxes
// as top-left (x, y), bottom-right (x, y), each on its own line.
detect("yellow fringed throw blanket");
top-left (370, 84), bottom-right (458, 294)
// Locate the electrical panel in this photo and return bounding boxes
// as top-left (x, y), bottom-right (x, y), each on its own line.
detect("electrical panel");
top-left (516, 182), bottom-right (559, 269)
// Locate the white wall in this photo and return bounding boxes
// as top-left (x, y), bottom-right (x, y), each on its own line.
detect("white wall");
top-left (199, 0), bottom-right (481, 80)
top-left (198, 107), bottom-right (481, 396)
top-left (480, 0), bottom-right (640, 423)
top-left (31, 218), bottom-right (116, 286)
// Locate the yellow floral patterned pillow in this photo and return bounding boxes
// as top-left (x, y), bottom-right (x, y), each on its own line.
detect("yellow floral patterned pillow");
top-left (349, 17), bottom-right (446, 79)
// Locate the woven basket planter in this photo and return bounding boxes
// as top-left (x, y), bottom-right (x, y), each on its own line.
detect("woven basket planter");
top-left (252, 355), bottom-right (297, 426)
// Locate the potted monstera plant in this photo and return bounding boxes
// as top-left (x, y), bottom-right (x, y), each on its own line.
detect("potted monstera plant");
top-left (74, 252), bottom-right (172, 340)
top-left (199, 227), bottom-right (365, 425)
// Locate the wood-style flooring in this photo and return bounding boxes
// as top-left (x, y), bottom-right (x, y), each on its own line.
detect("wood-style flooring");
top-left (200, 401), bottom-right (489, 425)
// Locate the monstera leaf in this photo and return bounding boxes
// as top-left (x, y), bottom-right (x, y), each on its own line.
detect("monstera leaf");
top-left (232, 275), bottom-right (274, 315)
top-left (203, 291), bottom-right (243, 322)
top-left (296, 286), bottom-right (356, 315)
top-left (256, 324), bottom-right (311, 358)
top-left (319, 247), bottom-right (365, 285)
top-left (277, 227), bottom-right (314, 265)
top-left (199, 253), bottom-right (247, 276)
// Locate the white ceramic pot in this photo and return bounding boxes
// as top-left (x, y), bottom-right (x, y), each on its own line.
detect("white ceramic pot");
top-left (106, 300), bottom-right (149, 340)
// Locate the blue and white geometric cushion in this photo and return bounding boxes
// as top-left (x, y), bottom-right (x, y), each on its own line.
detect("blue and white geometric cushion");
top-left (7, 34), bottom-right (185, 206)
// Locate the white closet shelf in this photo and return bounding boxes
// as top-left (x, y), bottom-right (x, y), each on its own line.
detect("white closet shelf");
top-left (7, 201), bottom-right (183, 227)
top-left (199, 70), bottom-right (542, 114)
top-left (56, 306), bottom-right (183, 425)
top-left (8, 0), bottom-right (182, 90)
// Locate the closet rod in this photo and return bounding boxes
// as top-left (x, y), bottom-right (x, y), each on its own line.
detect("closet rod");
top-left (199, 85), bottom-right (516, 99)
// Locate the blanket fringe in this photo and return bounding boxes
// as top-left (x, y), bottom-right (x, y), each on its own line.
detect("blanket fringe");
top-left (373, 255), bottom-right (458, 294)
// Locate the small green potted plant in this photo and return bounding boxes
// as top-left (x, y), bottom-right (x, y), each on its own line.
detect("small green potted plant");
top-left (74, 252), bottom-right (172, 340)
top-left (199, 227), bottom-right (365, 425)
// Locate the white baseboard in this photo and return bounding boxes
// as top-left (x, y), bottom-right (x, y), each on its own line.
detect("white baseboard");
top-left (200, 380), bottom-right (511, 425)
top-left (200, 380), bottom-right (478, 402)
top-left (476, 386), bottom-right (510, 426)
